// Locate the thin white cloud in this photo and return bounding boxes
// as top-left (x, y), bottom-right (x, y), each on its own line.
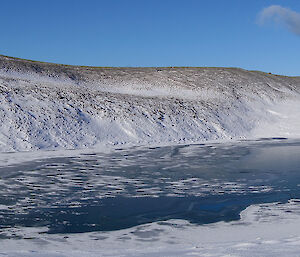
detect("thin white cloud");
top-left (258, 5), bottom-right (300, 35)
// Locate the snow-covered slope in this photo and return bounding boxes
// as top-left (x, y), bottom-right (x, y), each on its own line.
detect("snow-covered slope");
top-left (0, 55), bottom-right (299, 152)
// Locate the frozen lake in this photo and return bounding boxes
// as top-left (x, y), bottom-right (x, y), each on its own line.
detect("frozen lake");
top-left (0, 139), bottom-right (300, 256)
top-left (0, 138), bottom-right (300, 236)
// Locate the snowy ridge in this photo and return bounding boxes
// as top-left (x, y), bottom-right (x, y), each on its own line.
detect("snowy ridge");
top-left (0, 55), bottom-right (300, 152)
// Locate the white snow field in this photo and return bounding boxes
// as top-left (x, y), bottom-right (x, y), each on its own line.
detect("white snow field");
top-left (0, 55), bottom-right (300, 152)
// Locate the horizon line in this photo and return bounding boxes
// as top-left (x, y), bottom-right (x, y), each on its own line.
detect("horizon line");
top-left (0, 54), bottom-right (298, 78)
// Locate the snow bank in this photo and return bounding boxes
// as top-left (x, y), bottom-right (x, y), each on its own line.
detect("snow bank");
top-left (1, 199), bottom-right (300, 256)
top-left (0, 55), bottom-right (299, 152)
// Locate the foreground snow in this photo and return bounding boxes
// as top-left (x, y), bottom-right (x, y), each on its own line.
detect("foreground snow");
top-left (0, 55), bottom-right (300, 152)
top-left (1, 199), bottom-right (300, 256)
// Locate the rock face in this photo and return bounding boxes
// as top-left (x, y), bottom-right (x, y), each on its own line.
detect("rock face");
top-left (0, 55), bottom-right (299, 152)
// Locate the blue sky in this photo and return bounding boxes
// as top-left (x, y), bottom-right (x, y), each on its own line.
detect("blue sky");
top-left (1, 0), bottom-right (299, 75)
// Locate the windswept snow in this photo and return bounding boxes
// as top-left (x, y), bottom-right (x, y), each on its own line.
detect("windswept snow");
top-left (0, 55), bottom-right (299, 152)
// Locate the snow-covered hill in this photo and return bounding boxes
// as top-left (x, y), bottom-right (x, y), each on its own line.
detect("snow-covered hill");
top-left (0, 55), bottom-right (299, 152)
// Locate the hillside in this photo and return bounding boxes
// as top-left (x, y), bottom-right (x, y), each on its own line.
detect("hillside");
top-left (0, 55), bottom-right (299, 152)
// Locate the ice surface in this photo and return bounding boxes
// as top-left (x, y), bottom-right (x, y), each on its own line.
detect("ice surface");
top-left (1, 200), bottom-right (300, 256)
